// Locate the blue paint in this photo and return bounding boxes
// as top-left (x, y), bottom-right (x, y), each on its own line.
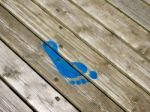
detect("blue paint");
top-left (72, 62), bottom-right (87, 73)
top-left (89, 71), bottom-right (97, 79)
top-left (42, 40), bottom-right (98, 85)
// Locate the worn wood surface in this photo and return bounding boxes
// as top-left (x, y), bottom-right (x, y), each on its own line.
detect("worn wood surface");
top-left (106, 0), bottom-right (150, 31)
top-left (0, 41), bottom-right (78, 112)
top-left (0, 79), bottom-right (33, 112)
top-left (0, 6), bottom-right (123, 112)
top-left (11, 0), bottom-right (150, 95)
top-left (143, 0), bottom-right (150, 4)
top-left (70, 0), bottom-right (150, 61)
top-left (1, 1), bottom-right (150, 112)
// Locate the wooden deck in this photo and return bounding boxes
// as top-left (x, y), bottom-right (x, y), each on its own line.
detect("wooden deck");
top-left (0, 0), bottom-right (150, 112)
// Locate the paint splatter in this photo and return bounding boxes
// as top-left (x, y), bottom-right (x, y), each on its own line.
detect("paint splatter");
top-left (42, 40), bottom-right (97, 85)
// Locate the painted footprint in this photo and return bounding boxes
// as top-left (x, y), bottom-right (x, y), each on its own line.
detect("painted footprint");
top-left (42, 40), bottom-right (97, 85)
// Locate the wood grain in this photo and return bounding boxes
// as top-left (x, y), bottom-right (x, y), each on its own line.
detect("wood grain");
top-left (6, 0), bottom-right (150, 95)
top-left (0, 79), bottom-right (33, 112)
top-left (0, 41), bottom-right (78, 112)
top-left (106, 0), bottom-right (150, 31)
top-left (1, 1), bottom-right (150, 112)
top-left (0, 6), bottom-right (123, 112)
top-left (143, 0), bottom-right (150, 4)
top-left (29, 0), bottom-right (150, 94)
top-left (70, 0), bottom-right (150, 61)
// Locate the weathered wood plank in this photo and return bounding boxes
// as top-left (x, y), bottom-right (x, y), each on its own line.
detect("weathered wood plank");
top-left (0, 80), bottom-right (33, 112)
top-left (0, 41), bottom-right (78, 112)
top-left (29, 0), bottom-right (150, 94)
top-left (70, 0), bottom-right (150, 61)
top-left (106, 0), bottom-right (150, 31)
top-left (0, 1), bottom-right (150, 112)
top-left (0, 6), bottom-right (123, 112)
top-left (6, 0), bottom-right (150, 95)
top-left (143, 0), bottom-right (150, 4)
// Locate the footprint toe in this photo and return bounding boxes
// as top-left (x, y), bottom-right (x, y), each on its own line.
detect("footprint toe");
top-left (69, 78), bottom-right (88, 85)
top-left (76, 80), bottom-right (82, 85)
top-left (89, 71), bottom-right (97, 79)
top-left (80, 78), bottom-right (88, 84)
top-left (69, 80), bottom-right (76, 85)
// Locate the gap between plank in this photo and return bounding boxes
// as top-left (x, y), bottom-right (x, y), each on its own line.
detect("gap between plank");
top-left (68, 0), bottom-right (150, 63)
top-left (31, 0), bottom-right (150, 96)
top-left (0, 72), bottom-right (37, 112)
top-left (141, 0), bottom-right (150, 6)
top-left (105, 0), bottom-right (150, 32)
top-left (0, 37), bottom-right (81, 112)
top-left (0, 5), bottom-right (127, 112)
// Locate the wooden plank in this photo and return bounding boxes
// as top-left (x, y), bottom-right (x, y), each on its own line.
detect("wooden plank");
top-left (4, 0), bottom-right (149, 95)
top-left (29, 0), bottom-right (150, 94)
top-left (70, 0), bottom-right (150, 61)
top-left (0, 80), bottom-right (33, 112)
top-left (143, 0), bottom-right (150, 4)
top-left (0, 41), bottom-right (78, 112)
top-left (106, 0), bottom-right (150, 31)
top-left (0, 2), bottom-right (150, 112)
top-left (0, 6), bottom-right (123, 112)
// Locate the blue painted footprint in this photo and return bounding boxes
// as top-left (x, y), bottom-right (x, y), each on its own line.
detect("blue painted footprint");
top-left (42, 40), bottom-right (97, 85)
